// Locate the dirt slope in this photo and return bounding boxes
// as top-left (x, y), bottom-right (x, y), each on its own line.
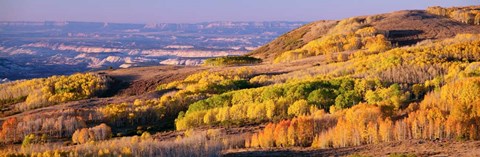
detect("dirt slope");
top-left (100, 65), bottom-right (207, 96)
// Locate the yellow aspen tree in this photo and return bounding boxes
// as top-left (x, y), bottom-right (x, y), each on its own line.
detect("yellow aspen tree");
top-left (262, 123), bottom-right (276, 147)
top-left (379, 118), bottom-right (393, 142)
top-left (287, 119), bottom-right (298, 146)
top-left (250, 133), bottom-right (259, 148)
top-left (274, 120), bottom-right (291, 147)
top-left (366, 121), bottom-right (378, 144)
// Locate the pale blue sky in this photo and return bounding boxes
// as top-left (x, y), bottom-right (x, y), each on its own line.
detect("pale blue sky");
top-left (0, 0), bottom-right (478, 23)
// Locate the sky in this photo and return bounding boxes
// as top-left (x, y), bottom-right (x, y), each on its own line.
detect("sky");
top-left (0, 0), bottom-right (479, 24)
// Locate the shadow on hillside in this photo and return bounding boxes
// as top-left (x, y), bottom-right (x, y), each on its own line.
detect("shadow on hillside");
top-left (254, 71), bottom-right (289, 77)
top-left (384, 30), bottom-right (424, 46)
top-left (98, 75), bottom-right (131, 97)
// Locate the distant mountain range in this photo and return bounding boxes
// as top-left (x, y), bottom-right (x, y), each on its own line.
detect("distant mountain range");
top-left (0, 21), bottom-right (305, 34)
top-left (0, 21), bottom-right (307, 80)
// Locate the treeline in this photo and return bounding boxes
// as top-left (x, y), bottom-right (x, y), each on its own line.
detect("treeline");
top-left (246, 77), bottom-right (480, 148)
top-left (314, 77), bottom-right (480, 148)
top-left (175, 78), bottom-right (412, 130)
top-left (246, 114), bottom-right (337, 148)
top-left (427, 6), bottom-right (480, 25)
top-left (98, 100), bottom-right (165, 129)
top-left (204, 56), bottom-right (262, 66)
top-left (354, 34), bottom-right (480, 84)
top-left (0, 73), bottom-right (110, 117)
top-left (274, 16), bottom-right (392, 63)
top-left (3, 129), bottom-right (246, 157)
top-left (157, 67), bottom-right (255, 95)
top-left (251, 34), bottom-right (480, 88)
top-left (0, 109), bottom-right (87, 144)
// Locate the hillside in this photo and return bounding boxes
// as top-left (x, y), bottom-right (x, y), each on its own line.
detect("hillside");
top-left (248, 20), bottom-right (337, 61)
top-left (250, 9), bottom-right (480, 62)
top-left (1, 5), bottom-right (480, 157)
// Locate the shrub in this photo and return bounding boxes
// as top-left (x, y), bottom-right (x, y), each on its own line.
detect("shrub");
top-left (204, 56), bottom-right (262, 66)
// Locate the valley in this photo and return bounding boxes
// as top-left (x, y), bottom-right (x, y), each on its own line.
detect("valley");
top-left (0, 21), bottom-right (305, 80)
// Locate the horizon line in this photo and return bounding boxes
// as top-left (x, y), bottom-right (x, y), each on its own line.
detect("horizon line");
top-left (0, 20), bottom-right (313, 25)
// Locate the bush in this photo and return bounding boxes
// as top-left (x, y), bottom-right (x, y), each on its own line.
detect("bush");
top-left (204, 56), bottom-right (262, 66)
top-left (72, 123), bottom-right (112, 144)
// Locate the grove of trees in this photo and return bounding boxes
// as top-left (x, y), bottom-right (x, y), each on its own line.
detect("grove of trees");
top-left (0, 110), bottom-right (87, 144)
top-left (175, 78), bottom-right (407, 130)
top-left (246, 77), bottom-right (480, 148)
top-left (72, 123), bottom-right (112, 144)
top-left (274, 17), bottom-right (392, 63)
top-left (0, 73), bottom-right (110, 117)
top-left (427, 6), bottom-right (480, 25)
top-left (204, 56), bottom-right (262, 66)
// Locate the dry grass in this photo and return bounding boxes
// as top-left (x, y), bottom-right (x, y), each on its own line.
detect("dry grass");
top-left (1, 128), bottom-right (248, 157)
top-left (223, 140), bottom-right (480, 157)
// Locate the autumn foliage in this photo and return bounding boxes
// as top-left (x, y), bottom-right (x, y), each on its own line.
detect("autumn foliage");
top-left (246, 77), bottom-right (480, 149)
top-left (0, 73), bottom-right (110, 116)
top-left (274, 17), bottom-right (392, 63)
top-left (175, 78), bottom-right (373, 130)
top-left (3, 6), bottom-right (480, 156)
top-left (72, 123), bottom-right (112, 144)
top-left (0, 112), bottom-right (87, 144)
top-left (427, 6), bottom-right (480, 25)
